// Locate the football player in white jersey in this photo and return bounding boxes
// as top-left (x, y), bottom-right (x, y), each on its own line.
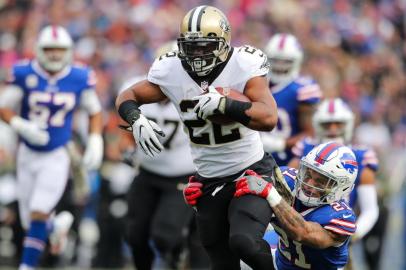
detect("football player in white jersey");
top-left (116, 5), bottom-right (280, 270)
top-left (0, 25), bottom-right (103, 270)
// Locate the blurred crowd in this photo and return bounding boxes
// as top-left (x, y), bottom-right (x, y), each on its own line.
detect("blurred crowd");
top-left (0, 0), bottom-right (406, 269)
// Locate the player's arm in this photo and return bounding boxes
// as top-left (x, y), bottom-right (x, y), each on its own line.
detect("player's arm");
top-left (242, 76), bottom-right (278, 131)
top-left (0, 85), bottom-right (22, 123)
top-left (0, 85), bottom-right (49, 146)
top-left (352, 167), bottom-right (379, 241)
top-left (271, 199), bottom-right (348, 248)
top-left (115, 80), bottom-right (167, 157)
top-left (287, 139), bottom-right (306, 169)
top-left (285, 103), bottom-right (315, 148)
top-left (235, 170), bottom-right (348, 249)
top-left (80, 88), bottom-right (104, 170)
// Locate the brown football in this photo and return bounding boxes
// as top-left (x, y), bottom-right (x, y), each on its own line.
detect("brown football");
top-left (208, 87), bottom-right (251, 125)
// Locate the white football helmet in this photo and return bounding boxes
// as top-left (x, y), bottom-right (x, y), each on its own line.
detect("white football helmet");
top-left (295, 142), bottom-right (358, 207)
top-left (313, 98), bottom-right (355, 144)
top-left (264, 33), bottom-right (303, 84)
top-left (36, 25), bottom-right (73, 73)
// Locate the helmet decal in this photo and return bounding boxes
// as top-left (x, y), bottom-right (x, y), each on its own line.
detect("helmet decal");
top-left (340, 152), bottom-right (358, 174)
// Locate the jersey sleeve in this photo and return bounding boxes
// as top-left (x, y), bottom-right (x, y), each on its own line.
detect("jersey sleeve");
top-left (295, 77), bottom-right (322, 104)
top-left (361, 149), bottom-right (379, 172)
top-left (6, 61), bottom-right (29, 87)
top-left (322, 202), bottom-right (357, 236)
top-left (147, 56), bottom-right (174, 86)
top-left (85, 68), bottom-right (97, 89)
top-left (235, 45), bottom-right (269, 78)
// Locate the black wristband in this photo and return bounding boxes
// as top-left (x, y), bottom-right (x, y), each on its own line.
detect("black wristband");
top-left (118, 100), bottom-right (141, 125)
top-left (224, 98), bottom-right (252, 126)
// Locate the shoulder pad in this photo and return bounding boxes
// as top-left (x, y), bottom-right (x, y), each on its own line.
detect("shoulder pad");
top-left (235, 45), bottom-right (269, 77)
top-left (148, 53), bottom-right (179, 84)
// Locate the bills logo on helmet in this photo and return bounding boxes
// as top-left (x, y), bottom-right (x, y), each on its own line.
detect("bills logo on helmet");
top-left (340, 153), bottom-right (358, 174)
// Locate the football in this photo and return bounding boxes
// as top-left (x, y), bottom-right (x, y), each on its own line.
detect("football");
top-left (208, 87), bottom-right (251, 125)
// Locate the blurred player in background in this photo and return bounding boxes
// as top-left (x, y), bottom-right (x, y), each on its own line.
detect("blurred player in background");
top-left (261, 33), bottom-right (322, 166)
top-left (289, 98), bottom-right (379, 242)
top-left (121, 41), bottom-right (207, 270)
top-left (0, 25), bottom-right (103, 270)
top-left (116, 5), bottom-right (283, 270)
top-left (235, 142), bottom-right (359, 269)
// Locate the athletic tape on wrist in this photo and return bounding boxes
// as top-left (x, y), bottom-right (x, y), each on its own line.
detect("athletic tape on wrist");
top-left (267, 187), bottom-right (282, 207)
top-left (118, 100), bottom-right (141, 125)
top-left (224, 98), bottom-right (252, 126)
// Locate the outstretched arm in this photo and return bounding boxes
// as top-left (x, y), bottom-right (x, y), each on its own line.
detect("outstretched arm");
top-left (235, 171), bottom-right (347, 249)
top-left (271, 199), bottom-right (347, 248)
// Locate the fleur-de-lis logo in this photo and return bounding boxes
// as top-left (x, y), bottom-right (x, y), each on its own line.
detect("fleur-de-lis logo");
top-left (219, 18), bottom-right (231, 33)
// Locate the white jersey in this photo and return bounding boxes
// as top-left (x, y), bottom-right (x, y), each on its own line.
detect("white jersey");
top-left (148, 45), bottom-right (268, 177)
top-left (138, 101), bottom-right (196, 176)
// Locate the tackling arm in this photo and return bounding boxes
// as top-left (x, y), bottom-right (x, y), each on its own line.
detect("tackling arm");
top-left (272, 199), bottom-right (348, 248)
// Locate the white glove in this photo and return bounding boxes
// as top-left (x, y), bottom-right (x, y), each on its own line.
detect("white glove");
top-left (261, 133), bottom-right (286, 153)
top-left (132, 114), bottom-right (165, 157)
top-left (82, 133), bottom-right (104, 170)
top-left (192, 86), bottom-right (226, 119)
top-left (10, 116), bottom-right (49, 146)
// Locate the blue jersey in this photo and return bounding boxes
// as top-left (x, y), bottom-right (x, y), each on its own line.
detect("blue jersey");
top-left (7, 60), bottom-right (96, 151)
top-left (292, 138), bottom-right (379, 207)
top-left (269, 77), bottom-right (322, 166)
top-left (272, 166), bottom-right (356, 270)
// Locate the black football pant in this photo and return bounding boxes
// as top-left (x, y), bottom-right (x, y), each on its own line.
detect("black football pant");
top-left (125, 167), bottom-right (194, 270)
top-left (195, 153), bottom-right (276, 270)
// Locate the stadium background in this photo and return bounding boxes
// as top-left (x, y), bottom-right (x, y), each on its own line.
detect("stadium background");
top-left (0, 0), bottom-right (405, 269)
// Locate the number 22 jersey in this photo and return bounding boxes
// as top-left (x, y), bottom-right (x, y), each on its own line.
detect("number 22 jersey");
top-left (147, 46), bottom-right (269, 178)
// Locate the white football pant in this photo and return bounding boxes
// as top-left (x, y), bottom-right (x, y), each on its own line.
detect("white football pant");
top-left (17, 144), bottom-right (70, 229)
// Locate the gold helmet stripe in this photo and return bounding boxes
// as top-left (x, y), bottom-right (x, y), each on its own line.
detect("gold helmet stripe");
top-left (189, 5), bottom-right (207, 32)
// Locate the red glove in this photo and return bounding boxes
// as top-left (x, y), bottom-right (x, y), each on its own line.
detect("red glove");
top-left (183, 176), bottom-right (203, 206)
top-left (234, 170), bottom-right (273, 198)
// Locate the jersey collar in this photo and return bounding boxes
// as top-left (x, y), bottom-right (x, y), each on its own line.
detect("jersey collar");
top-left (32, 60), bottom-right (72, 82)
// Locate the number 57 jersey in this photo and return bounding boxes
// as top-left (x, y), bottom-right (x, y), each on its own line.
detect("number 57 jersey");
top-left (7, 60), bottom-right (96, 151)
top-left (148, 46), bottom-right (269, 178)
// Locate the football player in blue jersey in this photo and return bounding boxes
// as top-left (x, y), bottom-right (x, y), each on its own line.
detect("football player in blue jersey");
top-left (234, 142), bottom-right (359, 270)
top-left (261, 33), bottom-right (322, 166)
top-left (0, 25), bottom-right (103, 270)
top-left (289, 98), bottom-right (379, 241)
